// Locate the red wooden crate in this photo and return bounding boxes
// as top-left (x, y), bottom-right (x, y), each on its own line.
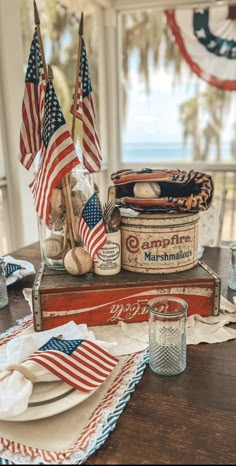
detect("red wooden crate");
top-left (32, 260), bottom-right (221, 331)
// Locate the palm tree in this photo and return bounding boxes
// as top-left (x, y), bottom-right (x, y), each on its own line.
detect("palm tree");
top-left (201, 87), bottom-right (231, 162)
top-left (178, 83), bottom-right (201, 161)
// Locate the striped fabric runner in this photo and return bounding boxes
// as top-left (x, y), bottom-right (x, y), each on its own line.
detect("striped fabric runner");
top-left (0, 315), bottom-right (148, 465)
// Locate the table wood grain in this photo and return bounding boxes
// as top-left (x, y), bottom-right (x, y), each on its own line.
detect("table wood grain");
top-left (1, 243), bottom-right (236, 465)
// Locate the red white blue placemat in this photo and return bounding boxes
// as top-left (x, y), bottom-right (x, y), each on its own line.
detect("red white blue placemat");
top-left (0, 315), bottom-right (148, 464)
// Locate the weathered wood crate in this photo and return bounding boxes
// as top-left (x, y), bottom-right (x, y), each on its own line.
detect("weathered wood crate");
top-left (32, 260), bottom-right (221, 331)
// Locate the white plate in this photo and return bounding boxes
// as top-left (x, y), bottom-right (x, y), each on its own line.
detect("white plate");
top-left (29, 380), bottom-right (75, 406)
top-left (4, 383), bottom-right (97, 422)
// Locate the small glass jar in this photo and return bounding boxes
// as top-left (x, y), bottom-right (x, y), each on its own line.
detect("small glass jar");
top-left (38, 165), bottom-right (94, 270)
top-left (0, 258), bottom-right (8, 309)
top-left (147, 296), bottom-right (188, 376)
top-left (94, 229), bottom-right (121, 276)
top-left (228, 243), bottom-right (236, 291)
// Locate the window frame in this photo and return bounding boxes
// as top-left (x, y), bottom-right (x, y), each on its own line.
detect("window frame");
top-left (108, 0), bottom-right (236, 172)
top-left (0, 0), bottom-right (236, 249)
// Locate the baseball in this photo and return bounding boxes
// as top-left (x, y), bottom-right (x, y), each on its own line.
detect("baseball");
top-left (133, 182), bottom-right (161, 199)
top-left (44, 235), bottom-right (64, 260)
top-left (64, 247), bottom-right (93, 276)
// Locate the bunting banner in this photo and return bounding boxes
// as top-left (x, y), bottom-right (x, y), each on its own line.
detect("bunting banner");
top-left (165, 5), bottom-right (236, 90)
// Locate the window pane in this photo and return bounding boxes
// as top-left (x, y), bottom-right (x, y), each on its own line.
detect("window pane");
top-left (120, 8), bottom-right (236, 165)
top-left (119, 7), bottom-right (236, 241)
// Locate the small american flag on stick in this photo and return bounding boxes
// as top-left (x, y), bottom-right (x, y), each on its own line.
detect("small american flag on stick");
top-left (19, 27), bottom-right (45, 170)
top-left (27, 337), bottom-right (118, 392)
top-left (70, 37), bottom-right (102, 173)
top-left (29, 79), bottom-right (79, 225)
top-left (78, 192), bottom-right (107, 259)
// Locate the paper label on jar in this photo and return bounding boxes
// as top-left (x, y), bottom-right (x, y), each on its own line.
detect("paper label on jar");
top-left (94, 230), bottom-right (121, 276)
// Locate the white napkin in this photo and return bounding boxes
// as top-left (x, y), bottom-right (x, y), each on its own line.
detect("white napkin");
top-left (4, 255), bottom-right (35, 286)
top-left (91, 322), bottom-right (149, 357)
top-left (198, 245), bottom-right (205, 259)
top-left (186, 295), bottom-right (236, 344)
top-left (110, 295), bottom-right (236, 350)
top-left (0, 322), bottom-right (117, 420)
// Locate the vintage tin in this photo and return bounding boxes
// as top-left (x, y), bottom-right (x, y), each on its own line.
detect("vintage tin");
top-left (120, 211), bottom-right (199, 274)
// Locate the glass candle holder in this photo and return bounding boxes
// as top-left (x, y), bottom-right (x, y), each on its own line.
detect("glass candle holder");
top-left (0, 258), bottom-right (8, 309)
top-left (147, 296), bottom-right (188, 376)
top-left (228, 244), bottom-right (236, 291)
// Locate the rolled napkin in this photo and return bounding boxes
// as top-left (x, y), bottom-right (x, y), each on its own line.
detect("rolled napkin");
top-left (0, 321), bottom-right (117, 420)
top-left (3, 255), bottom-right (35, 286)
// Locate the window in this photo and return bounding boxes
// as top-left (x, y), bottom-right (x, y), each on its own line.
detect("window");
top-left (118, 4), bottom-right (236, 241)
top-left (119, 8), bottom-right (236, 166)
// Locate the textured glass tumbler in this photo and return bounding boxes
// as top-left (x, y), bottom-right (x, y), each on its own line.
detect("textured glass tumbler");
top-left (228, 244), bottom-right (236, 291)
top-left (0, 258), bottom-right (8, 309)
top-left (147, 297), bottom-right (188, 376)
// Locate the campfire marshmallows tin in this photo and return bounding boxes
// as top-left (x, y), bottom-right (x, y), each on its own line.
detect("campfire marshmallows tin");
top-left (121, 211), bottom-right (199, 274)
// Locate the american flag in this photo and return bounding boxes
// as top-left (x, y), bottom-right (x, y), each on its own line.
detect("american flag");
top-left (29, 79), bottom-right (79, 225)
top-left (19, 27), bottom-right (45, 170)
top-left (70, 38), bottom-right (102, 173)
top-left (70, 77), bottom-right (83, 120)
top-left (78, 192), bottom-right (107, 259)
top-left (4, 262), bottom-right (22, 278)
top-left (27, 337), bottom-right (118, 392)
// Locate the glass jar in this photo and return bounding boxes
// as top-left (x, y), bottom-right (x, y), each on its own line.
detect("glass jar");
top-left (147, 296), bottom-right (188, 376)
top-left (0, 258), bottom-right (8, 309)
top-left (228, 243), bottom-right (236, 290)
top-left (38, 165), bottom-right (94, 270)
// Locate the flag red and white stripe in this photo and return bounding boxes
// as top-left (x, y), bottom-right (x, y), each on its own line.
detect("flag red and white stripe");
top-left (29, 79), bottom-right (79, 225)
top-left (78, 192), bottom-right (107, 259)
top-left (27, 338), bottom-right (118, 392)
top-left (29, 125), bottom-right (79, 224)
top-left (70, 38), bottom-right (102, 173)
top-left (19, 28), bottom-right (45, 170)
top-left (20, 79), bottom-right (45, 170)
top-left (82, 92), bottom-right (102, 173)
top-left (70, 78), bottom-right (83, 120)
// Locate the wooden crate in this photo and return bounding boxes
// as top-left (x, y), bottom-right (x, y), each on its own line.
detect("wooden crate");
top-left (32, 260), bottom-right (221, 331)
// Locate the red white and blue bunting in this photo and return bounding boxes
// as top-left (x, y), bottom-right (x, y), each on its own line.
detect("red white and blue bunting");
top-left (166, 6), bottom-right (236, 90)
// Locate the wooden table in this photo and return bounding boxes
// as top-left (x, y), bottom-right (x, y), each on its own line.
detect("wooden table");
top-left (1, 243), bottom-right (236, 465)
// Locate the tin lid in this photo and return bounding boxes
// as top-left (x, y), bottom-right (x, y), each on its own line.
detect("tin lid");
top-left (120, 210), bottom-right (199, 227)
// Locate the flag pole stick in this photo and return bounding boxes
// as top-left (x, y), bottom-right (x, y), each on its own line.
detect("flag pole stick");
top-left (33, 0), bottom-right (47, 82)
top-left (33, 1), bottom-right (76, 249)
top-left (63, 12), bottom-right (84, 247)
top-left (71, 12), bottom-right (84, 141)
top-left (34, 1), bottom-right (77, 249)
top-left (47, 66), bottom-right (75, 249)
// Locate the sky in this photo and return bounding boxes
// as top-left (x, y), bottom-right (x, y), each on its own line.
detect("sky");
top-left (122, 50), bottom-right (235, 145)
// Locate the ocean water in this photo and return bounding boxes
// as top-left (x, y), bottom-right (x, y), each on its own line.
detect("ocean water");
top-left (122, 141), bottom-right (234, 163)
